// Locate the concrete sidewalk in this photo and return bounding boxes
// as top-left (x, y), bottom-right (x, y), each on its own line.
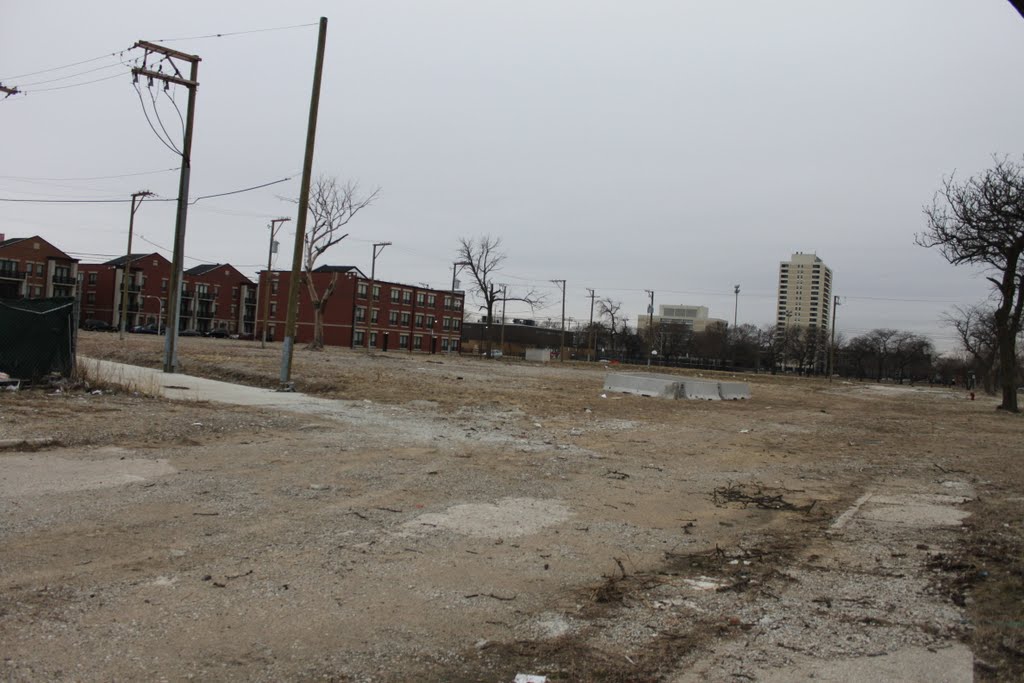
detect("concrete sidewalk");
top-left (79, 357), bottom-right (342, 414)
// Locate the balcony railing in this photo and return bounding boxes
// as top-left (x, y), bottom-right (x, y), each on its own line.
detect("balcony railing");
top-left (53, 275), bottom-right (77, 285)
top-left (0, 269), bottom-right (26, 280)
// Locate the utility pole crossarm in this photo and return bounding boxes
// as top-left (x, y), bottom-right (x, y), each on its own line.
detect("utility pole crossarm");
top-left (131, 68), bottom-right (197, 88)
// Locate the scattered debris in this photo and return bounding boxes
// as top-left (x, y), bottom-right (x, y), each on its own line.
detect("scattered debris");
top-left (713, 482), bottom-right (816, 512)
top-left (604, 469), bottom-right (630, 480)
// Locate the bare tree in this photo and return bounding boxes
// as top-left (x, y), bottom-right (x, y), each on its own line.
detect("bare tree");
top-left (455, 236), bottom-right (542, 355)
top-left (944, 304), bottom-right (999, 393)
top-left (597, 298), bottom-right (623, 353)
top-left (919, 156), bottom-right (1024, 411)
top-left (302, 176), bottom-right (379, 350)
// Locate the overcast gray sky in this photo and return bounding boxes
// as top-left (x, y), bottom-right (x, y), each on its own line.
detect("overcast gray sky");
top-left (5, 0), bottom-right (1024, 351)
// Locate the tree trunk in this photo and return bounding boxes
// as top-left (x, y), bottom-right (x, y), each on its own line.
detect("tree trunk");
top-left (997, 321), bottom-right (1019, 411)
top-left (305, 272), bottom-right (338, 351)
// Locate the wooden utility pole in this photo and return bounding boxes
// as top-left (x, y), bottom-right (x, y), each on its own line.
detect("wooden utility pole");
top-left (131, 41), bottom-right (200, 373)
top-left (119, 191), bottom-right (153, 339)
top-left (260, 218), bottom-right (290, 349)
top-left (365, 241), bottom-right (391, 353)
top-left (551, 279), bottom-right (566, 362)
top-left (281, 16), bottom-right (328, 386)
top-left (586, 288), bottom-right (596, 361)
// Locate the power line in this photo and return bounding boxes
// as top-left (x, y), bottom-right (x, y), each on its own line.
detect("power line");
top-left (14, 61), bottom-right (127, 88)
top-left (0, 175), bottom-right (293, 204)
top-left (15, 70), bottom-right (129, 95)
top-left (1, 48), bottom-right (132, 81)
top-left (153, 22), bottom-right (318, 43)
top-left (0, 167), bottom-right (179, 183)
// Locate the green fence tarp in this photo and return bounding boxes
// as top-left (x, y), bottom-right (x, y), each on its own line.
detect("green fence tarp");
top-left (0, 297), bottom-right (76, 381)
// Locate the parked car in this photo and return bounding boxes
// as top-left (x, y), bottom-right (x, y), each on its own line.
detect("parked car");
top-left (179, 329), bottom-right (202, 337)
top-left (206, 328), bottom-right (231, 338)
top-left (82, 319), bottom-right (116, 332)
top-left (130, 324), bottom-right (159, 334)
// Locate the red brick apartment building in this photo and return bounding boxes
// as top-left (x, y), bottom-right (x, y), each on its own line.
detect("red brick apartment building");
top-left (182, 264), bottom-right (257, 335)
top-left (257, 266), bottom-right (465, 352)
top-left (0, 234), bottom-right (78, 300)
top-left (78, 256), bottom-right (257, 334)
top-left (78, 253), bottom-right (172, 328)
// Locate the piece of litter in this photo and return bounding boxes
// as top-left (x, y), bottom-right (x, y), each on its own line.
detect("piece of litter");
top-left (192, 422), bottom-right (203, 427)
top-left (739, 429), bottom-right (750, 433)
top-left (600, 393), bottom-right (607, 399)
top-left (91, 389), bottom-right (102, 395)
top-left (533, 422), bottom-right (542, 428)
top-left (514, 675), bottom-right (547, 683)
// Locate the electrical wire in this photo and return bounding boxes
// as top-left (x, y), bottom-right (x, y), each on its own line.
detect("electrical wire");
top-left (0, 167), bottom-right (179, 182)
top-left (148, 83), bottom-right (183, 155)
top-left (21, 71), bottom-right (129, 94)
top-left (0, 175), bottom-right (293, 204)
top-left (14, 61), bottom-right (127, 88)
top-left (1, 48), bottom-right (133, 81)
top-left (133, 81), bottom-right (182, 156)
top-left (153, 23), bottom-right (318, 43)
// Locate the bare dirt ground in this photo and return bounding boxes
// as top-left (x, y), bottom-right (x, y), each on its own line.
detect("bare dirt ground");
top-left (1, 332), bottom-right (1021, 682)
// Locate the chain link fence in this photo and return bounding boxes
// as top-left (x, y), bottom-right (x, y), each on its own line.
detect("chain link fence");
top-left (0, 297), bottom-right (76, 383)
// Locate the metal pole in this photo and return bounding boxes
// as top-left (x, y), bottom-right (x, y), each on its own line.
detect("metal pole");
top-left (828, 294), bottom-right (841, 381)
top-left (733, 284), bottom-right (740, 329)
top-left (365, 241), bottom-right (390, 353)
top-left (119, 191), bottom-right (152, 339)
top-left (499, 285), bottom-right (507, 356)
top-left (281, 16), bottom-right (328, 385)
top-left (261, 218), bottom-right (290, 349)
top-left (645, 289), bottom-right (654, 366)
top-left (586, 288), bottom-right (595, 362)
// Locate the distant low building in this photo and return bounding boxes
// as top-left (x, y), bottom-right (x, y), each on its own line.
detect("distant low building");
top-left (637, 304), bottom-right (727, 334)
top-left (0, 234), bottom-right (78, 300)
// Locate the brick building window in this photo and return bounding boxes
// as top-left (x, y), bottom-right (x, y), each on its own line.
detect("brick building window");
top-left (426, 294), bottom-right (435, 306)
top-left (372, 285), bottom-right (380, 300)
top-left (390, 289), bottom-right (400, 303)
top-left (399, 334), bottom-right (409, 348)
top-left (354, 331), bottom-right (365, 346)
top-left (388, 311), bottom-right (398, 325)
top-left (403, 290), bottom-right (412, 304)
top-left (357, 283), bottom-right (368, 298)
top-left (355, 306), bottom-right (366, 322)
top-left (271, 280), bottom-right (279, 294)
top-left (88, 272), bottom-right (97, 284)
top-left (371, 309), bottom-right (379, 323)
top-left (401, 312), bottom-right (410, 326)
top-left (413, 335), bottom-right (423, 350)
top-left (415, 314), bottom-right (424, 328)
top-left (416, 292), bottom-right (425, 305)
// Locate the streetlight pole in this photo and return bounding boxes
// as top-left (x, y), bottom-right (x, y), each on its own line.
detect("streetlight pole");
top-left (260, 217), bottom-right (290, 349)
top-left (733, 284), bottom-right (740, 330)
top-left (365, 241), bottom-right (391, 353)
top-left (828, 294), bottom-right (841, 381)
top-left (119, 190), bottom-right (153, 339)
top-left (645, 289), bottom-right (654, 366)
top-left (452, 261), bottom-right (470, 290)
top-left (138, 294), bottom-right (164, 334)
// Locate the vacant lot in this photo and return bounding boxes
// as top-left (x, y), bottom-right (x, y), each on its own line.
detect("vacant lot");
top-left (1, 333), bottom-right (1021, 681)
